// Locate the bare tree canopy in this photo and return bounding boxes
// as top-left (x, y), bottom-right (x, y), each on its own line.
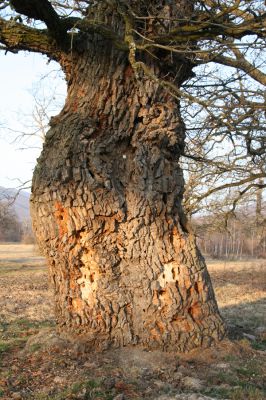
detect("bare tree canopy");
top-left (0, 1), bottom-right (265, 351)
top-left (1, 1), bottom-right (265, 80)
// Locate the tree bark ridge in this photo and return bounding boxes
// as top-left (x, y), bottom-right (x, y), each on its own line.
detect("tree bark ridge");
top-left (31, 37), bottom-right (226, 351)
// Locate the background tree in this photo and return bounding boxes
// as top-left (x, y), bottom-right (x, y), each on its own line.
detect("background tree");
top-left (0, 200), bottom-right (22, 242)
top-left (0, 0), bottom-right (265, 351)
top-left (0, 188), bottom-right (32, 242)
top-left (194, 200), bottom-right (266, 260)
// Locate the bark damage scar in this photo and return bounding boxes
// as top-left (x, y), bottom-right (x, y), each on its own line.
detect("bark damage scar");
top-left (76, 250), bottom-right (100, 306)
top-left (154, 261), bottom-right (205, 331)
top-left (171, 226), bottom-right (186, 249)
top-left (188, 302), bottom-right (203, 321)
top-left (158, 262), bottom-right (177, 288)
top-left (54, 201), bottom-right (69, 236)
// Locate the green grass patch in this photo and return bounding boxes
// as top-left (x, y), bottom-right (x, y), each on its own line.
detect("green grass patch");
top-left (207, 370), bottom-right (240, 387)
top-left (231, 386), bottom-right (265, 400)
top-left (28, 343), bottom-right (42, 353)
top-left (0, 319), bottom-right (55, 343)
top-left (34, 379), bottom-right (113, 400)
top-left (203, 385), bottom-right (265, 400)
top-left (70, 379), bottom-right (113, 400)
top-left (0, 341), bottom-right (11, 354)
top-left (0, 337), bottom-right (29, 355)
top-left (235, 365), bottom-right (257, 377)
top-left (252, 339), bottom-right (266, 351)
top-left (202, 386), bottom-right (232, 399)
top-left (234, 359), bottom-right (265, 382)
top-left (202, 356), bottom-right (265, 400)
top-left (223, 354), bottom-right (238, 362)
top-left (0, 319), bottom-right (55, 355)
top-left (71, 381), bottom-right (84, 394)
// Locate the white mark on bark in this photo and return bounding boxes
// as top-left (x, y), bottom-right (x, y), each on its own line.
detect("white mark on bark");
top-left (158, 262), bottom-right (177, 288)
top-left (77, 252), bottom-right (100, 305)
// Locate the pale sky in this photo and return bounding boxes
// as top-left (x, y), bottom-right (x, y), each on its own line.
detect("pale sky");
top-left (0, 51), bottom-right (66, 191)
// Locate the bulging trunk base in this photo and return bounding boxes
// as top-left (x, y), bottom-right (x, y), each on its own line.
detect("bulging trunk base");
top-left (31, 137), bottom-right (226, 352)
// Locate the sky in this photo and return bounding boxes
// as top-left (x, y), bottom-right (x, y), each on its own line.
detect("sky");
top-left (0, 51), bottom-right (66, 191)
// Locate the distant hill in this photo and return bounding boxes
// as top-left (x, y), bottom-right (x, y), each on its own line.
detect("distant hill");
top-left (0, 186), bottom-right (30, 221)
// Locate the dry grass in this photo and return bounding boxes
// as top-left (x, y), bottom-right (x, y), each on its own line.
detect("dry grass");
top-left (208, 259), bottom-right (266, 331)
top-left (0, 244), bottom-right (265, 400)
top-left (0, 244), bottom-right (54, 323)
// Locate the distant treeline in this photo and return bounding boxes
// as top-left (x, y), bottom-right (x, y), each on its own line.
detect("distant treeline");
top-left (194, 210), bottom-right (266, 259)
top-left (0, 202), bottom-right (34, 243)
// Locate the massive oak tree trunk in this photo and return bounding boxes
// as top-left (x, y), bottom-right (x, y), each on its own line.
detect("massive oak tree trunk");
top-left (30, 3), bottom-right (226, 352)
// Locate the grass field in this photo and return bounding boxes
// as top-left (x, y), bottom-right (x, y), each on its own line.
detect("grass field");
top-left (0, 244), bottom-right (265, 400)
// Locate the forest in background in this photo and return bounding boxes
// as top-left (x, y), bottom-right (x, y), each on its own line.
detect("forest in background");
top-left (195, 207), bottom-right (266, 259)
top-left (0, 188), bottom-right (33, 243)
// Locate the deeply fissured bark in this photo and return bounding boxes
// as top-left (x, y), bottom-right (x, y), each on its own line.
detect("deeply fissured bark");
top-left (31, 33), bottom-right (226, 351)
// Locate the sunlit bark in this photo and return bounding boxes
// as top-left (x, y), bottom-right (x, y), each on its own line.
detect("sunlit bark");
top-left (31, 35), bottom-right (225, 350)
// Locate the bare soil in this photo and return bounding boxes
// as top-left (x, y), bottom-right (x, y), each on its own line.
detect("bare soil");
top-left (0, 244), bottom-right (265, 400)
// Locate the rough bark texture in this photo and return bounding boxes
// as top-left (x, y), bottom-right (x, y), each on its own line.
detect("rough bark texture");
top-left (30, 2), bottom-right (226, 352)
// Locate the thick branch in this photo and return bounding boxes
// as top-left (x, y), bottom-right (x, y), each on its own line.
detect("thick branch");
top-left (10, 0), bottom-right (66, 41)
top-left (0, 17), bottom-right (61, 58)
top-left (152, 16), bottom-right (266, 44)
top-left (197, 51), bottom-right (266, 86)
